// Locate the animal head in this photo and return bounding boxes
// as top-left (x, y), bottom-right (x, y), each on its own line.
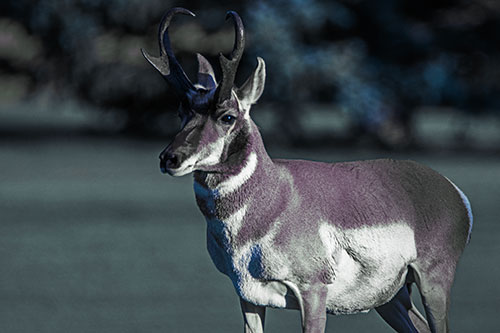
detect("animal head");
top-left (142, 8), bottom-right (265, 176)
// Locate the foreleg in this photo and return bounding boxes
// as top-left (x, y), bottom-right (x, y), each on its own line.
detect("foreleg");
top-left (300, 284), bottom-right (328, 333)
top-left (240, 298), bottom-right (266, 333)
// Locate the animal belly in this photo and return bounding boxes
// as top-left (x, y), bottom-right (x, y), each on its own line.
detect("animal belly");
top-left (325, 268), bottom-right (408, 314)
top-left (320, 222), bottom-right (417, 314)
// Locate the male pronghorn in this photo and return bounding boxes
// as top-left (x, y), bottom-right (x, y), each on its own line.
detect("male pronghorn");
top-left (142, 8), bottom-right (473, 333)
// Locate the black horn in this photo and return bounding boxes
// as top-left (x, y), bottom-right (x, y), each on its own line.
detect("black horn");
top-left (217, 11), bottom-right (245, 104)
top-left (141, 7), bottom-right (196, 100)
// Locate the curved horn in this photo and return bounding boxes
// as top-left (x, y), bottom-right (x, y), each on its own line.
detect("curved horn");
top-left (141, 7), bottom-right (195, 99)
top-left (217, 11), bottom-right (245, 103)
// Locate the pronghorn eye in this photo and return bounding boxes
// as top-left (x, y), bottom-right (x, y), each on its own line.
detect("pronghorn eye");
top-left (220, 114), bottom-right (236, 125)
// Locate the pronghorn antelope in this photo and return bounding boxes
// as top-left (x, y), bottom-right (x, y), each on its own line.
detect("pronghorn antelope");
top-left (142, 8), bottom-right (473, 333)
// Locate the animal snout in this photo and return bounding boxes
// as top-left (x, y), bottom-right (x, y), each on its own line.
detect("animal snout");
top-left (159, 150), bottom-right (180, 173)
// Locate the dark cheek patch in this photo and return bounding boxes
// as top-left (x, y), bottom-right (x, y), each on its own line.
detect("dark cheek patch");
top-left (175, 117), bottom-right (219, 161)
top-left (219, 124), bottom-right (250, 166)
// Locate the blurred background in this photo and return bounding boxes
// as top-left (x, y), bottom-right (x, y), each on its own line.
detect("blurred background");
top-left (0, 0), bottom-right (499, 332)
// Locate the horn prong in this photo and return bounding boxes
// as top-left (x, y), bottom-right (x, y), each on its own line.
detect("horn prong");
top-left (141, 48), bottom-right (170, 76)
top-left (143, 7), bottom-right (196, 100)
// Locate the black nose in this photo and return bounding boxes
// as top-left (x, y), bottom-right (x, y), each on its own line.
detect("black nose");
top-left (159, 151), bottom-right (180, 173)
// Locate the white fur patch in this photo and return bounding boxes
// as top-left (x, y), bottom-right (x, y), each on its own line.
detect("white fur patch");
top-left (199, 176), bottom-right (289, 309)
top-left (173, 137), bottom-right (225, 176)
top-left (319, 222), bottom-right (417, 314)
top-left (235, 244), bottom-right (289, 308)
top-left (225, 204), bottom-right (248, 238)
top-left (319, 223), bottom-right (339, 257)
top-left (223, 206), bottom-right (292, 308)
top-left (340, 223), bottom-right (417, 264)
top-left (178, 153), bottom-right (199, 171)
top-left (215, 152), bottom-right (258, 196)
top-left (195, 137), bottom-right (226, 167)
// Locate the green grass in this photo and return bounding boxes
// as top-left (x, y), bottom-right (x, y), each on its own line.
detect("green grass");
top-left (0, 138), bottom-right (498, 332)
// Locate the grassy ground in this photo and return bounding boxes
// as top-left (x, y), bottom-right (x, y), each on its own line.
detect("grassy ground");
top-left (0, 137), bottom-right (498, 332)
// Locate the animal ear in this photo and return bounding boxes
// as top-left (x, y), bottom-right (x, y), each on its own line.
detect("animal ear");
top-left (197, 53), bottom-right (217, 90)
top-left (236, 57), bottom-right (266, 109)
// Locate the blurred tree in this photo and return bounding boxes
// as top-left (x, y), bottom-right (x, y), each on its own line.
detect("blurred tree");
top-left (1, 0), bottom-right (500, 146)
top-left (0, 0), bottom-right (246, 135)
top-left (245, 0), bottom-right (500, 148)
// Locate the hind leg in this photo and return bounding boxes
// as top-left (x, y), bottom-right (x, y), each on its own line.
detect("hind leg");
top-left (376, 284), bottom-right (420, 333)
top-left (406, 284), bottom-right (431, 333)
top-left (411, 263), bottom-right (455, 333)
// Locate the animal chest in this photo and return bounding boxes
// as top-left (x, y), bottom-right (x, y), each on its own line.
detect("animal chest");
top-left (205, 215), bottom-right (293, 309)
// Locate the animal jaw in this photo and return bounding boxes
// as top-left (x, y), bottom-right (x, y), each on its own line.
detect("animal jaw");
top-left (143, 8), bottom-right (473, 333)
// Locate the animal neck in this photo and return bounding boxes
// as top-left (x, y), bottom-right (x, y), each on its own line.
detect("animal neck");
top-left (192, 119), bottom-right (281, 227)
top-left (193, 119), bottom-right (291, 248)
top-left (194, 119), bottom-right (275, 191)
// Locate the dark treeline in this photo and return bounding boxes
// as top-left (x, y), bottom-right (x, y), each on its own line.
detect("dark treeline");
top-left (1, 0), bottom-right (499, 148)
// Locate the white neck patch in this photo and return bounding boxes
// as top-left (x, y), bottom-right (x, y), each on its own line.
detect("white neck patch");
top-left (225, 203), bottom-right (248, 237)
top-left (215, 152), bottom-right (258, 197)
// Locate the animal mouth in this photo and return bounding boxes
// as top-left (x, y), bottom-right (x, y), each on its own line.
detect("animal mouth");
top-left (160, 159), bottom-right (194, 176)
top-left (160, 159), bottom-right (168, 174)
